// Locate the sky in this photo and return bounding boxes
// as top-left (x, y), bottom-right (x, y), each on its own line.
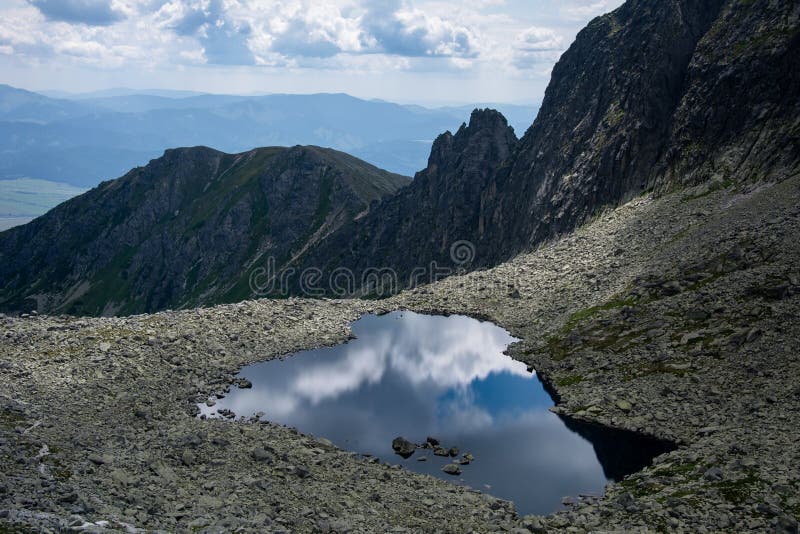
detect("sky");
top-left (0, 0), bottom-right (624, 105)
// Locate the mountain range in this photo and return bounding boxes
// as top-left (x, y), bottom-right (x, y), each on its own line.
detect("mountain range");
top-left (0, 0), bottom-right (798, 316)
top-left (0, 84), bottom-right (538, 188)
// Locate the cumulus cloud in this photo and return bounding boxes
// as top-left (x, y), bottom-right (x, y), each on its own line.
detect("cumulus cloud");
top-left (361, 0), bottom-right (479, 58)
top-left (266, 3), bottom-right (365, 59)
top-left (156, 0), bottom-right (255, 65)
top-left (561, 0), bottom-right (618, 21)
top-left (27, 0), bottom-right (126, 26)
top-left (512, 26), bottom-right (564, 69)
top-left (0, 0), bottom-right (625, 98)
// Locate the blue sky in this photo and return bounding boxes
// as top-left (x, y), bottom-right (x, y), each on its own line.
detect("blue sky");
top-left (0, 0), bottom-right (624, 105)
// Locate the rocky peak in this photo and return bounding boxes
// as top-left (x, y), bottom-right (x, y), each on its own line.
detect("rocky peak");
top-left (427, 109), bottom-right (517, 173)
top-left (293, 0), bottom-right (800, 295)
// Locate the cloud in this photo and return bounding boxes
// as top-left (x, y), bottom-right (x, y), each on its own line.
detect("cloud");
top-left (561, 0), bottom-right (618, 21)
top-left (0, 0), bottom-right (625, 102)
top-left (27, 0), bottom-right (126, 26)
top-left (362, 0), bottom-right (479, 58)
top-left (267, 3), bottom-right (366, 59)
top-left (157, 0), bottom-right (255, 65)
top-left (512, 26), bottom-right (564, 69)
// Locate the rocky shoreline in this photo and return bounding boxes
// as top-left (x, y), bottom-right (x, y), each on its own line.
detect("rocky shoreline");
top-left (2, 177), bottom-right (799, 532)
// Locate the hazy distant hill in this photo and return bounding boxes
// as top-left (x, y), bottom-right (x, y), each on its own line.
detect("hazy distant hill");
top-left (0, 84), bottom-right (538, 188)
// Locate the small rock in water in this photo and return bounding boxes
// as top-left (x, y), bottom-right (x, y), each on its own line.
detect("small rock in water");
top-left (391, 437), bottom-right (416, 459)
top-left (426, 436), bottom-right (440, 447)
top-left (236, 378), bottom-right (253, 389)
top-left (442, 464), bottom-right (462, 476)
top-left (448, 447), bottom-right (459, 457)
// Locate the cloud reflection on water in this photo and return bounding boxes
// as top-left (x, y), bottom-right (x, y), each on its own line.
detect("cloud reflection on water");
top-left (201, 311), bottom-right (610, 515)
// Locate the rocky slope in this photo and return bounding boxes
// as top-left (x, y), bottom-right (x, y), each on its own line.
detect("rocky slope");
top-left (0, 146), bottom-right (409, 315)
top-left (288, 0), bottom-right (799, 291)
top-left (1, 176), bottom-right (798, 532)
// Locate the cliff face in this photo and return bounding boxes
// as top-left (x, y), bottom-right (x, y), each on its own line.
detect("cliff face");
top-left (292, 0), bottom-right (799, 290)
top-left (658, 1), bottom-right (800, 186)
top-left (483, 0), bottom-right (799, 259)
top-left (293, 109), bottom-right (517, 293)
top-left (0, 146), bottom-right (409, 315)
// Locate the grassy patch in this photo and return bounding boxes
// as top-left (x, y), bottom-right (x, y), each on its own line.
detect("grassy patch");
top-left (564, 296), bottom-right (638, 332)
top-left (618, 478), bottom-right (662, 497)
top-left (681, 178), bottom-right (735, 202)
top-left (0, 408), bottom-right (24, 430)
top-left (624, 361), bottom-right (691, 381)
top-left (556, 374), bottom-right (584, 387)
top-left (715, 474), bottom-right (762, 505)
top-left (652, 462), bottom-right (698, 478)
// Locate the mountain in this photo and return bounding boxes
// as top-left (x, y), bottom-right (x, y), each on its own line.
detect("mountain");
top-left (0, 146), bottom-right (409, 315)
top-left (292, 109), bottom-right (519, 295)
top-left (284, 0), bottom-right (799, 293)
top-left (0, 87), bottom-right (538, 189)
top-left (0, 84), bottom-right (91, 123)
top-left (1, 0), bottom-right (796, 315)
top-left (482, 0), bottom-right (799, 256)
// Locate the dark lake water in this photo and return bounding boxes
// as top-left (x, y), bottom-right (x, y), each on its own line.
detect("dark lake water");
top-left (199, 311), bottom-right (673, 515)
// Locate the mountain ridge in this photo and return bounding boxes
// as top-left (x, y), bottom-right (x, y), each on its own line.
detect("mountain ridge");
top-left (1, 0), bottom-right (798, 314)
top-left (0, 145), bottom-right (409, 315)
top-left (0, 84), bottom-right (538, 186)
top-left (285, 0), bottom-right (800, 292)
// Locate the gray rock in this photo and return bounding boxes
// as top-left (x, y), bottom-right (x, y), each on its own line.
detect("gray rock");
top-left (391, 437), bottom-right (416, 459)
top-left (250, 448), bottom-right (274, 463)
top-left (441, 464), bottom-right (462, 476)
top-left (703, 467), bottom-right (723, 481)
top-left (181, 450), bottom-right (196, 466)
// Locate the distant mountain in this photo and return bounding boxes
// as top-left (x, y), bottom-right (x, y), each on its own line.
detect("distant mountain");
top-left (0, 84), bottom-right (92, 123)
top-left (0, 146), bottom-right (409, 315)
top-left (0, 85), bottom-right (538, 189)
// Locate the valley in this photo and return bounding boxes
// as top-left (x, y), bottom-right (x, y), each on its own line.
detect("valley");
top-left (1, 0), bottom-right (798, 531)
top-left (2, 176), bottom-right (798, 531)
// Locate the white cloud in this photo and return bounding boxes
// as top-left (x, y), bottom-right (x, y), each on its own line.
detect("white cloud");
top-left (512, 26), bottom-right (564, 69)
top-left (28, 0), bottom-right (127, 26)
top-left (0, 1), bottom-right (625, 103)
top-left (561, 0), bottom-right (617, 21)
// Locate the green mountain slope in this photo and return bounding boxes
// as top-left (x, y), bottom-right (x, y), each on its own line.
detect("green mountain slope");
top-left (0, 145), bottom-right (409, 315)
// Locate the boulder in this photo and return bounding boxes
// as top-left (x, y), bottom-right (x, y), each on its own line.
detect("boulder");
top-left (442, 464), bottom-right (462, 476)
top-left (391, 437), bottom-right (416, 459)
